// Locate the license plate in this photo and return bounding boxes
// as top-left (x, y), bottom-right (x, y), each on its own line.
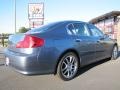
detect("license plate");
top-left (5, 57), bottom-right (9, 66)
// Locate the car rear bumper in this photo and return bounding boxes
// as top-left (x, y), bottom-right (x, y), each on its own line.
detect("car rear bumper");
top-left (4, 49), bottom-right (53, 75)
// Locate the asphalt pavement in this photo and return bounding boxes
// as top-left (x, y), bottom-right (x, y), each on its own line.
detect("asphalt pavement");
top-left (0, 47), bottom-right (120, 90)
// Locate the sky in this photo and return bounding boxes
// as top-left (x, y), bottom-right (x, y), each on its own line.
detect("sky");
top-left (0, 0), bottom-right (120, 33)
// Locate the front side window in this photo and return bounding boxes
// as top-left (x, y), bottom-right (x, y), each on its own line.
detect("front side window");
top-left (67, 23), bottom-right (90, 36)
top-left (73, 23), bottom-right (90, 36)
top-left (87, 24), bottom-right (103, 37)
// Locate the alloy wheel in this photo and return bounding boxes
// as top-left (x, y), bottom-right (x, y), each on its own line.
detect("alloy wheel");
top-left (57, 52), bottom-right (79, 81)
top-left (111, 46), bottom-right (118, 60)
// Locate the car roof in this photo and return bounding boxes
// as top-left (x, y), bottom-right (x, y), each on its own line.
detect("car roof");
top-left (49, 20), bottom-right (87, 25)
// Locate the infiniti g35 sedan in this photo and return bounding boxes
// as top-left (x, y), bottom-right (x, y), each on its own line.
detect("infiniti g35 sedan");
top-left (4, 20), bottom-right (118, 81)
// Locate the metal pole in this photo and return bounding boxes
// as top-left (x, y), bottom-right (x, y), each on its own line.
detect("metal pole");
top-left (14, 0), bottom-right (16, 33)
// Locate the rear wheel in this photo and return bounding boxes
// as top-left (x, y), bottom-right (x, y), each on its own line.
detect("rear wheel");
top-left (111, 45), bottom-right (118, 60)
top-left (57, 52), bottom-right (79, 81)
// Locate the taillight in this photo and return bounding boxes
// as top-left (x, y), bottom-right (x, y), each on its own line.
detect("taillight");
top-left (16, 35), bottom-right (44, 48)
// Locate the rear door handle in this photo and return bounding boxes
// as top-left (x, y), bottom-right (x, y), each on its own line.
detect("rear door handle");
top-left (97, 39), bottom-right (104, 43)
top-left (97, 40), bottom-right (101, 43)
top-left (75, 39), bottom-right (82, 42)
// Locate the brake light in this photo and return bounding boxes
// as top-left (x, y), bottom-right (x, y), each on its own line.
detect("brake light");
top-left (16, 35), bottom-right (44, 48)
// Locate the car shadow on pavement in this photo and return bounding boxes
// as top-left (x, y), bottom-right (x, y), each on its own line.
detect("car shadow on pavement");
top-left (76, 51), bottom-right (120, 79)
top-left (0, 64), bottom-right (4, 66)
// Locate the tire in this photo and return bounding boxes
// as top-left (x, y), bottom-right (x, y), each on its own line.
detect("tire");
top-left (111, 45), bottom-right (118, 60)
top-left (57, 52), bottom-right (79, 81)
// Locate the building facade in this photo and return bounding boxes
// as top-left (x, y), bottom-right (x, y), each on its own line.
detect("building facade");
top-left (89, 11), bottom-right (120, 45)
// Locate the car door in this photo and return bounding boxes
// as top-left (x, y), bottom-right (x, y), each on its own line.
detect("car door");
top-left (68, 22), bottom-right (96, 66)
top-left (87, 24), bottom-right (108, 61)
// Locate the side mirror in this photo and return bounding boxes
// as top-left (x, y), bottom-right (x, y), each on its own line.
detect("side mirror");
top-left (104, 34), bottom-right (109, 38)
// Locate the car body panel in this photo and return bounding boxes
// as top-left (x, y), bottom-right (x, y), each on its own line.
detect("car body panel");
top-left (4, 20), bottom-right (117, 75)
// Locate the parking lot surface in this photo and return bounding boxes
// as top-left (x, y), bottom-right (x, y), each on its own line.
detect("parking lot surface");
top-left (0, 47), bottom-right (120, 90)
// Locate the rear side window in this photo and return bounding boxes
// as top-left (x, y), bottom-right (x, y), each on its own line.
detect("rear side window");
top-left (67, 24), bottom-right (75, 35)
top-left (67, 23), bottom-right (90, 36)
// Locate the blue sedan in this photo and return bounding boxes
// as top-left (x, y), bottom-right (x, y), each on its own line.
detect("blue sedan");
top-left (4, 21), bottom-right (118, 81)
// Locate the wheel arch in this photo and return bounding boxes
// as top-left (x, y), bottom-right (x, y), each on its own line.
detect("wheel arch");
top-left (112, 43), bottom-right (118, 51)
top-left (114, 43), bottom-right (118, 47)
top-left (54, 49), bottom-right (80, 75)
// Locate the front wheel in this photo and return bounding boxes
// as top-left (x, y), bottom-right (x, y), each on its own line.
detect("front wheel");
top-left (111, 45), bottom-right (118, 60)
top-left (57, 52), bottom-right (79, 81)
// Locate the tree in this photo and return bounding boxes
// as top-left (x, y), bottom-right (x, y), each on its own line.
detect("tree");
top-left (18, 27), bottom-right (29, 33)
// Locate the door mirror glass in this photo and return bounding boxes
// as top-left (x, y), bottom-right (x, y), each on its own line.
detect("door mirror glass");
top-left (104, 34), bottom-right (109, 38)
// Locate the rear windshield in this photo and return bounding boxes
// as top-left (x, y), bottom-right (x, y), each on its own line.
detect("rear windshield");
top-left (26, 22), bottom-right (59, 34)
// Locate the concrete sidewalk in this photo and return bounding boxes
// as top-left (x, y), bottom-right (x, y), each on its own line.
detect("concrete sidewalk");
top-left (0, 46), bottom-right (5, 65)
top-left (0, 46), bottom-right (5, 53)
